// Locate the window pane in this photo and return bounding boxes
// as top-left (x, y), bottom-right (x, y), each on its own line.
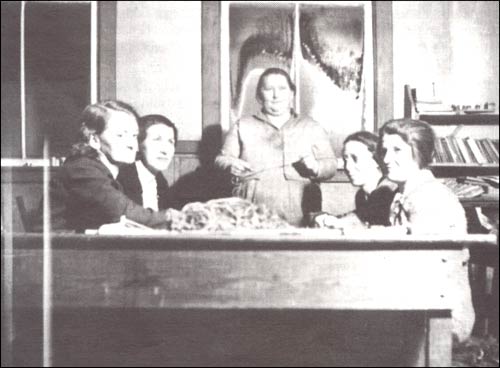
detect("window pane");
top-left (229, 2), bottom-right (295, 117)
top-left (25, 2), bottom-right (90, 158)
top-left (116, 2), bottom-right (202, 141)
top-left (299, 3), bottom-right (366, 154)
top-left (1, 1), bottom-right (22, 158)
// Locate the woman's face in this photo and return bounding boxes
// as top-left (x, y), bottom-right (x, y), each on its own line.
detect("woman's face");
top-left (98, 111), bottom-right (138, 165)
top-left (140, 123), bottom-right (176, 173)
top-left (343, 140), bottom-right (380, 187)
top-left (259, 74), bottom-right (293, 116)
top-left (381, 134), bottom-right (420, 183)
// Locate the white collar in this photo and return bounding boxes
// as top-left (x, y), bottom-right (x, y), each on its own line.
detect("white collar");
top-left (135, 160), bottom-right (159, 211)
top-left (135, 160), bottom-right (157, 184)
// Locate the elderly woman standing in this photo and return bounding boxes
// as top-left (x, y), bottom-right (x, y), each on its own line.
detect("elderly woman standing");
top-left (215, 68), bottom-right (337, 226)
top-left (379, 118), bottom-right (475, 342)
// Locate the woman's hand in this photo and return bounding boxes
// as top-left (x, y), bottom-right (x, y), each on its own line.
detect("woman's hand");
top-left (293, 154), bottom-right (319, 178)
top-left (230, 159), bottom-right (253, 177)
top-left (300, 155), bottom-right (319, 177)
top-left (313, 214), bottom-right (342, 228)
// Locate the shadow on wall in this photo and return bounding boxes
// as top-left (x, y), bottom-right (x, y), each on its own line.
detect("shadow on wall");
top-left (166, 125), bottom-right (233, 210)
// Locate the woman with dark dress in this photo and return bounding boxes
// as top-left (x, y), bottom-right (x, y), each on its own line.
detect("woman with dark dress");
top-left (313, 131), bottom-right (396, 229)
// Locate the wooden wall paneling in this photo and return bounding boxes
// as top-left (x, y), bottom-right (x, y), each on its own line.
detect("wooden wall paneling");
top-left (98, 1), bottom-right (116, 101)
top-left (373, 1), bottom-right (393, 130)
top-left (201, 2), bottom-right (220, 131)
top-left (174, 155), bottom-right (200, 183)
top-left (1, 167), bottom-right (47, 232)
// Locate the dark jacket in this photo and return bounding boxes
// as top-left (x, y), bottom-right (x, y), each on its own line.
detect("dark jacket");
top-left (117, 163), bottom-right (170, 210)
top-left (308, 179), bottom-right (397, 228)
top-left (35, 155), bottom-right (168, 232)
top-left (354, 179), bottom-right (397, 226)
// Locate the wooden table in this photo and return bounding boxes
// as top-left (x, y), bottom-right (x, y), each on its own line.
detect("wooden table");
top-left (2, 231), bottom-right (497, 366)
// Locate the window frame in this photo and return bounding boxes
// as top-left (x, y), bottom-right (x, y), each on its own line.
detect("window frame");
top-left (96, 1), bottom-right (393, 154)
top-left (0, 0), bottom-right (97, 165)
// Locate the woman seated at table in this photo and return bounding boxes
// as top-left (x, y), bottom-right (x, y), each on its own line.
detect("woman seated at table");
top-left (312, 131), bottom-right (397, 229)
top-left (215, 67), bottom-right (337, 226)
top-left (36, 100), bottom-right (175, 232)
top-left (379, 118), bottom-right (475, 342)
top-left (117, 114), bottom-right (177, 211)
top-left (379, 118), bottom-right (467, 235)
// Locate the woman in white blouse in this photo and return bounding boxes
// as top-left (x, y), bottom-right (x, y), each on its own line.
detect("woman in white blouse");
top-left (379, 118), bottom-right (474, 342)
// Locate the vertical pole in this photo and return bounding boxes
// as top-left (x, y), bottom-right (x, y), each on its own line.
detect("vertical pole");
top-left (90, 1), bottom-right (98, 103)
top-left (20, 1), bottom-right (26, 159)
top-left (42, 139), bottom-right (52, 367)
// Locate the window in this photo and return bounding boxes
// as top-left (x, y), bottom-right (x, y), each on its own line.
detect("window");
top-left (1, 1), bottom-right (96, 163)
top-left (115, 2), bottom-right (202, 142)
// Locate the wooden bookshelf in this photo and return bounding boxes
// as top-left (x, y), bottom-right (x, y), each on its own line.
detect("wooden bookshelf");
top-left (430, 163), bottom-right (499, 175)
top-left (460, 195), bottom-right (499, 209)
top-left (404, 85), bottom-right (499, 169)
top-left (419, 114), bottom-right (499, 126)
top-left (404, 85), bottom-right (499, 226)
top-left (430, 163), bottom-right (498, 168)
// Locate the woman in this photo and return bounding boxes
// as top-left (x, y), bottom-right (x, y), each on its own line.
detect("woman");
top-left (215, 68), bottom-right (337, 226)
top-left (39, 100), bottom-right (175, 232)
top-left (313, 131), bottom-right (396, 229)
top-left (379, 118), bottom-right (474, 342)
top-left (379, 119), bottom-right (467, 234)
top-left (118, 114), bottom-right (177, 211)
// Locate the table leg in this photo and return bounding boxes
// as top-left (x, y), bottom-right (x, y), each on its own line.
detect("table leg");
top-left (427, 313), bottom-right (452, 367)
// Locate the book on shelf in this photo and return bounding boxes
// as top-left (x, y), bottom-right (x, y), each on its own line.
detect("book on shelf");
top-left (440, 176), bottom-right (500, 199)
top-left (433, 137), bottom-right (499, 165)
top-left (441, 178), bottom-right (485, 198)
top-left (455, 138), bottom-right (475, 164)
top-left (466, 137), bottom-right (488, 164)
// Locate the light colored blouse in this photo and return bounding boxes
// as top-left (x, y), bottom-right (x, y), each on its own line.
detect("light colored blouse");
top-left (389, 169), bottom-right (474, 342)
top-left (215, 111), bottom-right (337, 226)
top-left (389, 169), bottom-right (467, 235)
top-left (135, 160), bottom-right (159, 211)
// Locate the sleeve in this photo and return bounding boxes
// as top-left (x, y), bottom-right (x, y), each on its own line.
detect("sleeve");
top-left (312, 125), bottom-right (337, 180)
top-left (116, 163), bottom-right (142, 205)
top-left (64, 161), bottom-right (169, 228)
top-left (214, 123), bottom-right (241, 171)
top-left (336, 212), bottom-right (367, 228)
top-left (407, 186), bottom-right (467, 235)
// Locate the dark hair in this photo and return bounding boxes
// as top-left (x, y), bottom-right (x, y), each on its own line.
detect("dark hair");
top-left (78, 100), bottom-right (139, 141)
top-left (379, 118), bottom-right (435, 168)
top-left (138, 114), bottom-right (178, 145)
top-left (69, 100), bottom-right (139, 159)
top-left (255, 67), bottom-right (296, 103)
top-left (344, 131), bottom-right (383, 168)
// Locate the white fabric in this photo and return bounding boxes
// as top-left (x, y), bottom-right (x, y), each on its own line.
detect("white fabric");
top-left (136, 161), bottom-right (158, 211)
